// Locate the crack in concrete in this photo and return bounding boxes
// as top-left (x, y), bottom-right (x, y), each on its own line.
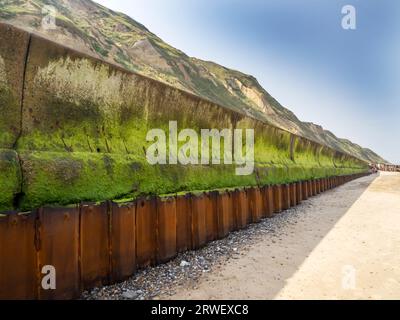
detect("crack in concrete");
top-left (12, 33), bottom-right (31, 210)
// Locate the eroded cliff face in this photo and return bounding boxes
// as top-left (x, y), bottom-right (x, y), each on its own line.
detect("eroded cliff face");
top-left (0, 22), bottom-right (367, 212)
top-left (0, 0), bottom-right (386, 164)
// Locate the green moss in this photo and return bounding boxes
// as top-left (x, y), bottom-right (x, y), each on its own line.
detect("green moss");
top-left (0, 55), bottom-right (20, 148)
top-left (0, 149), bottom-right (21, 211)
top-left (2, 55), bottom-right (368, 212)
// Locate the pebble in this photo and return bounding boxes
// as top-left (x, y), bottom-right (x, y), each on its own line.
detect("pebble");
top-left (180, 260), bottom-right (190, 267)
top-left (121, 290), bottom-right (138, 299)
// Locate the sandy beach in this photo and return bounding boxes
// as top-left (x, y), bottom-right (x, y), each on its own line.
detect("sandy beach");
top-left (167, 172), bottom-right (400, 300)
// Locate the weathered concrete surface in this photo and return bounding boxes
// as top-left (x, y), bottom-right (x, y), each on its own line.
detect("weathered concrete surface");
top-left (0, 23), bottom-right (29, 148)
top-left (0, 149), bottom-right (21, 211)
top-left (0, 23), bottom-right (29, 210)
top-left (0, 22), bottom-right (368, 211)
top-left (167, 172), bottom-right (400, 300)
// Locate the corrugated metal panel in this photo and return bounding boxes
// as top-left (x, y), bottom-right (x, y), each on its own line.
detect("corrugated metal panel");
top-left (234, 189), bottom-right (249, 229)
top-left (266, 186), bottom-right (274, 217)
top-left (38, 206), bottom-right (80, 300)
top-left (290, 183), bottom-right (297, 207)
top-left (273, 185), bottom-right (283, 213)
top-left (308, 180), bottom-right (313, 197)
top-left (301, 181), bottom-right (310, 200)
top-left (191, 194), bottom-right (207, 249)
top-left (296, 182), bottom-right (303, 204)
top-left (80, 202), bottom-right (110, 289)
top-left (205, 192), bottom-right (218, 242)
top-left (0, 211), bottom-right (37, 299)
top-left (157, 197), bottom-right (177, 263)
top-left (217, 191), bottom-right (234, 238)
top-left (176, 194), bottom-right (192, 253)
top-left (282, 184), bottom-right (291, 210)
top-left (247, 187), bottom-right (262, 223)
top-left (110, 202), bottom-right (136, 283)
top-left (136, 197), bottom-right (157, 268)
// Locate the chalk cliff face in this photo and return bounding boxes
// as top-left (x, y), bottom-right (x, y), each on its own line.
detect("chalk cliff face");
top-left (0, 0), bottom-right (386, 163)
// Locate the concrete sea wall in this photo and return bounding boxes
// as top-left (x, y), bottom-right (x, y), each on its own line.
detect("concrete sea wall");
top-left (0, 22), bottom-right (368, 212)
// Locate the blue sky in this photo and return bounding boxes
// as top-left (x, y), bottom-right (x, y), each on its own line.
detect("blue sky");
top-left (94, 0), bottom-right (399, 163)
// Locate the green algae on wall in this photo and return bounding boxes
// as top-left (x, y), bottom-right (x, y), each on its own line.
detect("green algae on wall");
top-left (0, 149), bottom-right (21, 211)
top-left (0, 28), bottom-right (368, 212)
top-left (0, 23), bottom-right (31, 149)
top-left (0, 55), bottom-right (21, 148)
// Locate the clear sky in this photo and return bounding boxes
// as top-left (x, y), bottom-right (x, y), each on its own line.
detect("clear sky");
top-left (94, 0), bottom-right (399, 163)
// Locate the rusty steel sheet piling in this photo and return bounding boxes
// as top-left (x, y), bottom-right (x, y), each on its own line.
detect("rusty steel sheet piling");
top-left (302, 181), bottom-right (308, 200)
top-left (306, 180), bottom-right (311, 197)
top-left (218, 191), bottom-right (236, 238)
top-left (290, 183), bottom-right (297, 207)
top-left (157, 197), bottom-right (177, 264)
top-left (273, 185), bottom-right (283, 213)
top-left (311, 180), bottom-right (316, 196)
top-left (80, 202), bottom-right (110, 290)
top-left (260, 186), bottom-right (273, 218)
top-left (37, 206), bottom-right (80, 300)
top-left (0, 211), bottom-right (37, 300)
top-left (234, 189), bottom-right (249, 229)
top-left (205, 191), bottom-right (219, 242)
top-left (243, 188), bottom-right (253, 224)
top-left (295, 182), bottom-right (303, 204)
top-left (110, 202), bottom-right (136, 283)
top-left (0, 173), bottom-right (370, 300)
top-left (175, 194), bottom-right (192, 253)
top-left (247, 187), bottom-right (263, 223)
top-left (135, 196), bottom-right (157, 269)
top-left (282, 184), bottom-right (291, 210)
top-left (309, 180), bottom-right (314, 197)
top-left (304, 181), bottom-right (309, 198)
top-left (231, 189), bottom-right (241, 230)
top-left (266, 186), bottom-right (275, 217)
top-left (254, 187), bottom-right (263, 221)
top-left (191, 193), bottom-right (208, 249)
top-left (217, 191), bottom-right (234, 238)
top-left (259, 186), bottom-right (267, 218)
